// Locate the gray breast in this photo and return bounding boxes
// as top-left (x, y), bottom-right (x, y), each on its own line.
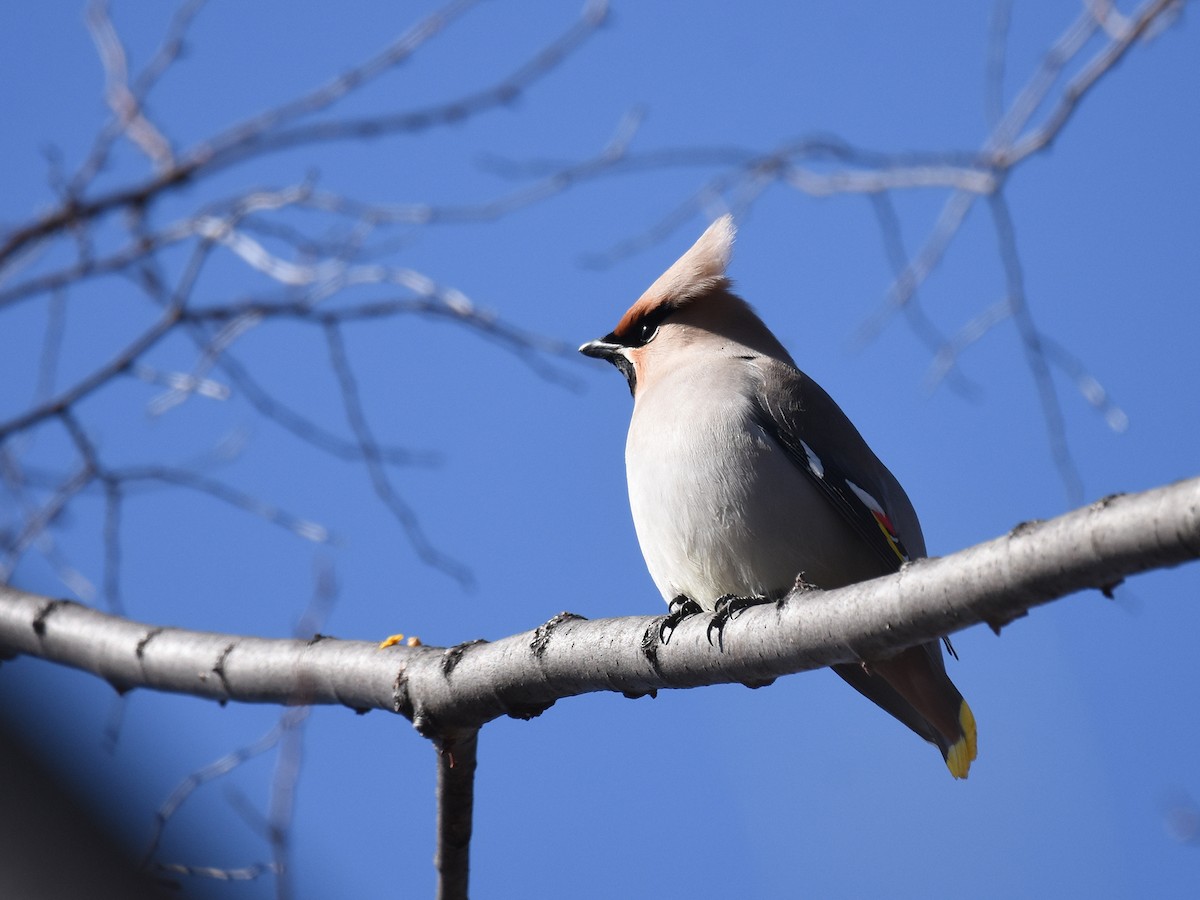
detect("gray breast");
top-left (625, 360), bottom-right (868, 609)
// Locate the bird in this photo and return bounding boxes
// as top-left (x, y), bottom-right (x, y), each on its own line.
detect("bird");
top-left (579, 215), bottom-right (977, 778)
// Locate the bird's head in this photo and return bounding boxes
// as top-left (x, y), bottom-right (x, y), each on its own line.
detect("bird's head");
top-left (580, 215), bottom-right (789, 395)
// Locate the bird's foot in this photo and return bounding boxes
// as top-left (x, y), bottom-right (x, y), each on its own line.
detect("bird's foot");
top-left (657, 595), bottom-right (704, 645)
top-left (641, 596), bottom-right (703, 678)
top-left (941, 635), bottom-right (958, 660)
top-left (707, 594), bottom-right (771, 649)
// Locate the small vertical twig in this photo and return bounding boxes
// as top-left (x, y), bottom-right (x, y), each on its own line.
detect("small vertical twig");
top-left (435, 729), bottom-right (479, 900)
top-left (323, 321), bottom-right (473, 587)
top-left (988, 188), bottom-right (1084, 505)
top-left (984, 0), bottom-right (1013, 128)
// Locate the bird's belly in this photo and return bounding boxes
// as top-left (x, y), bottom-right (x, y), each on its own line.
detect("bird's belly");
top-left (627, 418), bottom-right (867, 610)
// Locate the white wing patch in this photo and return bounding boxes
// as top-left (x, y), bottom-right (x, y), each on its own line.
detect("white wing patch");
top-left (845, 479), bottom-right (884, 515)
top-left (799, 439), bottom-right (824, 478)
top-left (845, 478), bottom-right (908, 562)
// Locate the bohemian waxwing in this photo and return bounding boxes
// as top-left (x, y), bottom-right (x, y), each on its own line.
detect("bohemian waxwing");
top-left (580, 215), bottom-right (977, 778)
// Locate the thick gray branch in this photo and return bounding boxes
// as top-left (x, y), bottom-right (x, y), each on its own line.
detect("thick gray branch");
top-left (1, 476), bottom-right (1198, 737)
top-left (435, 729), bottom-right (478, 900)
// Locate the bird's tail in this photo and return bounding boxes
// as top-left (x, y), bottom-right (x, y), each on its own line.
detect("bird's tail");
top-left (833, 643), bottom-right (978, 779)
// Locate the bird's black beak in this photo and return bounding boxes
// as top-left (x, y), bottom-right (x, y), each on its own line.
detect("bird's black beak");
top-left (578, 337), bottom-right (622, 361)
top-left (579, 336), bottom-right (637, 396)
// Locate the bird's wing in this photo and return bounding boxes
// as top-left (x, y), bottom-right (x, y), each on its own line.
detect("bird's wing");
top-left (749, 357), bottom-right (925, 576)
top-left (751, 358), bottom-right (977, 779)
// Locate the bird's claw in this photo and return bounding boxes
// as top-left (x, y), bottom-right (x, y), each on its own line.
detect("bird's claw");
top-left (657, 595), bottom-right (704, 645)
top-left (706, 594), bottom-right (769, 649)
top-left (642, 596), bottom-right (703, 677)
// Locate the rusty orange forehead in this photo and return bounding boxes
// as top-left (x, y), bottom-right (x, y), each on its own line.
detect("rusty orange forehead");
top-left (611, 294), bottom-right (664, 340)
top-left (608, 215), bottom-right (735, 339)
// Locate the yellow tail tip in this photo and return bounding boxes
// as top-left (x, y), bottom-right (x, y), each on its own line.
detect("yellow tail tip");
top-left (945, 700), bottom-right (979, 779)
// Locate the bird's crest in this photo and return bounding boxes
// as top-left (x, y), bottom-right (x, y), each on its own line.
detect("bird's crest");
top-left (613, 215), bottom-right (735, 339)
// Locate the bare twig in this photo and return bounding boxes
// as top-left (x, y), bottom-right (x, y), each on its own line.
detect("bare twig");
top-left (1042, 336), bottom-right (1128, 434)
top-left (83, 0), bottom-right (178, 171)
top-left (0, 461), bottom-right (96, 582)
top-left (142, 717), bottom-right (295, 867)
top-left (864, 192), bottom-right (981, 399)
top-left (34, 289), bottom-right (67, 404)
top-left (176, 343), bottom-right (439, 467)
top-left (985, 0), bottom-right (1013, 127)
top-left (199, 0), bottom-right (483, 158)
top-left (73, 0), bottom-right (206, 191)
top-left (988, 189), bottom-right (1084, 504)
top-left (146, 561), bottom-right (335, 890)
top-left (436, 730), bottom-right (479, 900)
top-left (323, 322), bottom-right (472, 587)
top-left (101, 478), bottom-right (124, 616)
top-left (923, 297), bottom-right (1012, 394)
top-left (1001, 0), bottom-right (1180, 164)
top-left (0, 306), bottom-right (179, 438)
top-left (0, 233), bottom-right (212, 439)
top-left (853, 182), bottom-right (980, 350)
top-left (114, 466), bottom-right (334, 544)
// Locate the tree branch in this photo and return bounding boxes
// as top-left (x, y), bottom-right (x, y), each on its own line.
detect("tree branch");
top-left (435, 729), bottom-right (478, 900)
top-left (4, 476), bottom-right (1198, 897)
top-left (3, 476), bottom-right (1197, 731)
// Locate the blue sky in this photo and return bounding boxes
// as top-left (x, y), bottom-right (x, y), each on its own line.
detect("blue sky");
top-left (2, 2), bottom-right (1199, 897)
